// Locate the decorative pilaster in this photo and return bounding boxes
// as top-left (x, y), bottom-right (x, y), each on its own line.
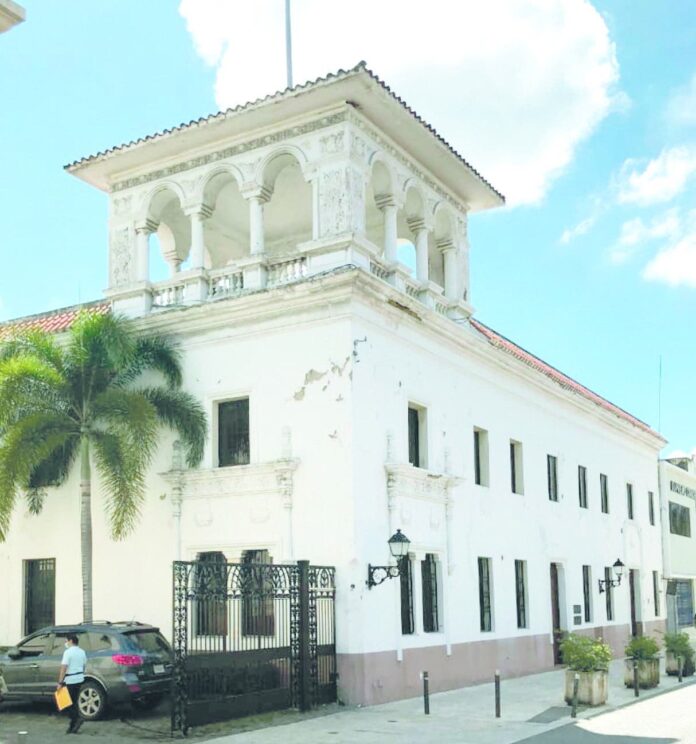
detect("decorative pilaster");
top-left (135, 219), bottom-right (157, 282)
top-left (409, 218), bottom-right (430, 283)
top-left (186, 204), bottom-right (213, 269)
top-left (376, 195), bottom-right (399, 263)
top-left (439, 239), bottom-right (458, 301)
top-left (243, 186), bottom-right (272, 256)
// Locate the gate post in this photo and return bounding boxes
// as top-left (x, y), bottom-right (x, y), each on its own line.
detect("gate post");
top-left (298, 560), bottom-right (311, 712)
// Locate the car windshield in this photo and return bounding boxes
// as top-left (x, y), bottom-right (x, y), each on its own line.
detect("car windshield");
top-left (124, 631), bottom-right (171, 655)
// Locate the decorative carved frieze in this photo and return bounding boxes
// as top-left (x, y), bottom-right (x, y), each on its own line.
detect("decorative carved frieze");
top-left (320, 131), bottom-right (345, 154)
top-left (318, 166), bottom-right (365, 237)
top-left (385, 462), bottom-right (461, 505)
top-left (110, 226), bottom-right (133, 286)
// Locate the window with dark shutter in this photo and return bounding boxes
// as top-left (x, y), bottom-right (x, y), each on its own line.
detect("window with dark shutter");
top-left (408, 407), bottom-right (420, 467)
top-left (218, 398), bottom-right (250, 466)
top-left (582, 565), bottom-right (592, 622)
top-left (627, 483), bottom-right (634, 520)
top-left (547, 455), bottom-right (558, 502)
top-left (241, 549), bottom-right (275, 636)
top-left (474, 430), bottom-right (481, 485)
top-left (653, 570), bottom-right (660, 616)
top-left (399, 556), bottom-right (414, 635)
top-left (648, 492), bottom-right (655, 526)
top-left (514, 560), bottom-right (527, 629)
top-left (600, 474), bottom-right (609, 514)
top-left (578, 466), bottom-right (588, 508)
top-left (421, 554), bottom-right (439, 632)
top-left (605, 566), bottom-right (614, 621)
top-left (478, 557), bottom-right (493, 632)
top-left (196, 551), bottom-right (228, 636)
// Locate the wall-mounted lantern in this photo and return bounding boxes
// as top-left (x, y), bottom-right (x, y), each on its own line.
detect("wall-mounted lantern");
top-left (598, 559), bottom-right (625, 593)
top-left (367, 529), bottom-right (411, 589)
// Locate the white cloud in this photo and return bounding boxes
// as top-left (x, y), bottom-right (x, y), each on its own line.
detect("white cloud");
top-left (666, 72), bottom-right (696, 128)
top-left (560, 215), bottom-right (597, 244)
top-left (616, 146), bottom-right (696, 206)
top-left (643, 232), bottom-right (696, 287)
top-left (610, 211), bottom-right (680, 265)
top-left (179, 0), bottom-right (622, 206)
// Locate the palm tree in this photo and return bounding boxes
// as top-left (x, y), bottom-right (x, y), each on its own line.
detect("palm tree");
top-left (0, 311), bottom-right (207, 622)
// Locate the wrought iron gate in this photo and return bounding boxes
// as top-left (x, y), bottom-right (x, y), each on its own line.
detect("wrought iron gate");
top-left (171, 558), bottom-right (336, 734)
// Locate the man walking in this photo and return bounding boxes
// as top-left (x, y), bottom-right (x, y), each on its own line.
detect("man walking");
top-left (56, 634), bottom-right (86, 734)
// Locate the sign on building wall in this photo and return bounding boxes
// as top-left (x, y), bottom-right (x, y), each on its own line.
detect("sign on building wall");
top-left (670, 481), bottom-right (696, 500)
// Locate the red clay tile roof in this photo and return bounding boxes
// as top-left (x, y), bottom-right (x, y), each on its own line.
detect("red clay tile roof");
top-left (0, 301), bottom-right (110, 339)
top-left (64, 62), bottom-right (504, 204)
top-left (470, 318), bottom-right (662, 440)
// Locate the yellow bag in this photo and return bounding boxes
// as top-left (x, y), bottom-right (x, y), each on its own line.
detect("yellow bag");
top-left (54, 685), bottom-right (72, 711)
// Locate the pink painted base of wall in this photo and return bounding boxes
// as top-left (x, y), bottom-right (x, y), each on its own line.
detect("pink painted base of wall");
top-left (337, 622), bottom-right (665, 706)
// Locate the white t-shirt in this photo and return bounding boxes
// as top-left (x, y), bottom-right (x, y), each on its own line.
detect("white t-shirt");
top-left (61, 645), bottom-right (87, 684)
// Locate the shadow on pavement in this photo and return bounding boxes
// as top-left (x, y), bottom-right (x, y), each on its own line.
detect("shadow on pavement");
top-left (519, 722), bottom-right (678, 744)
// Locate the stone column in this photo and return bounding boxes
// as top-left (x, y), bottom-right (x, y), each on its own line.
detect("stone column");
top-left (412, 221), bottom-right (430, 283)
top-left (187, 205), bottom-right (212, 269)
top-left (378, 198), bottom-right (398, 263)
top-left (245, 187), bottom-right (271, 256)
top-left (135, 220), bottom-right (157, 282)
top-left (440, 240), bottom-right (458, 301)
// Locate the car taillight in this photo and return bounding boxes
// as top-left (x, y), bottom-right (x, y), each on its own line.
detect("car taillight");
top-left (112, 654), bottom-right (143, 666)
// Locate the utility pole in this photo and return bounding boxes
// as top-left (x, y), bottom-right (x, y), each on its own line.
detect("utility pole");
top-left (285, 0), bottom-right (293, 88)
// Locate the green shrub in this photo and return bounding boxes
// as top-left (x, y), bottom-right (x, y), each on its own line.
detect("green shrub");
top-left (560, 633), bottom-right (613, 672)
top-left (663, 632), bottom-right (694, 659)
top-left (625, 635), bottom-right (659, 660)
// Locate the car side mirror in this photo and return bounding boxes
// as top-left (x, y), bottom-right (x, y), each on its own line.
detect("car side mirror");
top-left (7, 647), bottom-right (21, 659)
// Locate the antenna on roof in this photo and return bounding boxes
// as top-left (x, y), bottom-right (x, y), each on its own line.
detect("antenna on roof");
top-left (658, 354), bottom-right (663, 432)
top-left (285, 0), bottom-right (293, 88)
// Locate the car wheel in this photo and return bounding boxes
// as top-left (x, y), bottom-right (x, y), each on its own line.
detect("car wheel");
top-left (77, 681), bottom-right (107, 721)
top-left (132, 694), bottom-right (163, 711)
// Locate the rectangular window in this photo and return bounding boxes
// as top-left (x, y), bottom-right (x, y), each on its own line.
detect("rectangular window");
top-left (582, 565), bottom-right (592, 622)
top-left (241, 549), bottom-right (275, 637)
top-left (669, 502), bottom-right (692, 537)
top-left (23, 558), bottom-right (56, 636)
top-left (195, 551), bottom-right (228, 636)
top-left (600, 474), bottom-right (609, 514)
top-left (218, 398), bottom-right (250, 466)
top-left (547, 455), bottom-right (558, 502)
top-left (578, 466), bottom-right (588, 509)
top-left (421, 554), bottom-right (440, 632)
top-left (648, 491), bottom-right (655, 526)
top-left (399, 556), bottom-right (414, 635)
top-left (478, 557), bottom-right (493, 632)
top-left (473, 427), bottom-right (490, 486)
top-left (605, 566), bottom-right (614, 621)
top-left (626, 483), bottom-right (634, 519)
top-left (510, 440), bottom-right (524, 494)
top-left (514, 559), bottom-right (528, 629)
top-left (408, 405), bottom-right (427, 468)
top-left (652, 570), bottom-right (660, 617)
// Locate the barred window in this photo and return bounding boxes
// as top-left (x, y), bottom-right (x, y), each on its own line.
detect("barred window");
top-left (648, 492), bottom-right (655, 526)
top-left (478, 557), bottom-right (493, 632)
top-left (218, 398), bottom-right (250, 466)
top-left (473, 428), bottom-right (490, 486)
top-left (653, 571), bottom-right (660, 617)
top-left (514, 560), bottom-right (527, 629)
top-left (421, 554), bottom-right (440, 632)
top-left (241, 549), bottom-right (275, 637)
top-left (195, 551), bottom-right (228, 636)
top-left (582, 565), bottom-right (592, 622)
top-left (399, 556), bottom-right (414, 635)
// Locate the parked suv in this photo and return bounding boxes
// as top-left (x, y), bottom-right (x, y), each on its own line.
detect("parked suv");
top-left (0, 621), bottom-right (172, 720)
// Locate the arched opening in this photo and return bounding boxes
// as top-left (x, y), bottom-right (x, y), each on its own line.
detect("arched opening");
top-left (365, 160), bottom-right (392, 255)
top-left (202, 170), bottom-right (249, 268)
top-left (262, 152), bottom-right (312, 256)
top-left (146, 187), bottom-right (189, 280)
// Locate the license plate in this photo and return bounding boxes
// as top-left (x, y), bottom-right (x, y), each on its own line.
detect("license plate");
top-left (153, 664), bottom-right (165, 674)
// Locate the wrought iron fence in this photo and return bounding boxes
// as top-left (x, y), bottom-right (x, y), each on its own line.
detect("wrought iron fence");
top-left (171, 558), bottom-right (336, 735)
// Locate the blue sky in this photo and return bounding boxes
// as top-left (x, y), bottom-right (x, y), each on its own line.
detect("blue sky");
top-left (1, 1), bottom-right (695, 454)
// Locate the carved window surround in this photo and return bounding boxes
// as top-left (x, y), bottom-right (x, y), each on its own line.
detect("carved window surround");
top-left (385, 463), bottom-right (461, 506)
top-left (162, 459), bottom-right (299, 505)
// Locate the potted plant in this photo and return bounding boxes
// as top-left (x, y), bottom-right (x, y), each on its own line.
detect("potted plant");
top-left (663, 632), bottom-right (695, 677)
top-left (624, 636), bottom-right (660, 689)
top-left (560, 633), bottom-right (612, 706)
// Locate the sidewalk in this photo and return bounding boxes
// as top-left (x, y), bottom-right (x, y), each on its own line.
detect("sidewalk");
top-left (208, 658), bottom-right (696, 744)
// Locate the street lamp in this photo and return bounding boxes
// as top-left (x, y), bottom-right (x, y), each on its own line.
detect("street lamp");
top-left (367, 529), bottom-right (411, 589)
top-left (598, 559), bottom-right (625, 593)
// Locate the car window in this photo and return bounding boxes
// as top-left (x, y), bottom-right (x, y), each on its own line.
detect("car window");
top-left (18, 633), bottom-right (50, 656)
top-left (124, 631), bottom-right (171, 654)
top-left (48, 632), bottom-right (88, 656)
top-left (86, 632), bottom-right (119, 651)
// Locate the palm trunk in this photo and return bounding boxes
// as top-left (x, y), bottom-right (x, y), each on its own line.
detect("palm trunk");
top-left (80, 436), bottom-right (93, 623)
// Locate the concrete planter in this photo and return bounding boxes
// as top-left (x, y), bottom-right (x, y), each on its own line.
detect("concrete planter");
top-left (666, 651), bottom-right (695, 677)
top-left (564, 669), bottom-right (608, 706)
top-left (624, 658), bottom-right (660, 689)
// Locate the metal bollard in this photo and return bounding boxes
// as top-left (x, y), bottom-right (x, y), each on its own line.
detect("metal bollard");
top-left (678, 656), bottom-right (683, 683)
top-left (423, 670), bottom-right (430, 715)
top-left (633, 660), bottom-right (639, 697)
top-left (495, 669), bottom-right (501, 718)
top-left (571, 672), bottom-right (579, 718)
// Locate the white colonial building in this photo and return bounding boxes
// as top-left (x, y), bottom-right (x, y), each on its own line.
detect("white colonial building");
top-left (0, 64), bottom-right (667, 705)
top-left (659, 454), bottom-right (696, 639)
